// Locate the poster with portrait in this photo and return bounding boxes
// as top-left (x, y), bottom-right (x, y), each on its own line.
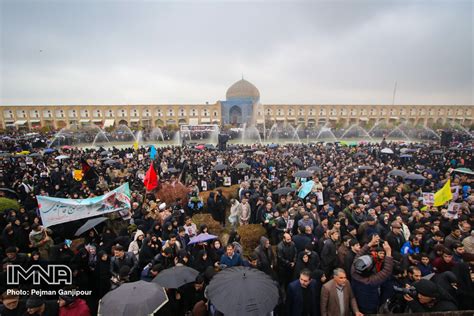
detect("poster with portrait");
top-left (422, 192), bottom-right (435, 206)
top-left (197, 167), bottom-right (204, 175)
top-left (316, 191), bottom-right (324, 205)
top-left (126, 153), bottom-right (133, 159)
top-left (451, 186), bottom-right (460, 201)
top-left (447, 202), bottom-right (461, 219)
top-left (201, 180), bottom-right (207, 191)
top-left (224, 177), bottom-right (231, 186)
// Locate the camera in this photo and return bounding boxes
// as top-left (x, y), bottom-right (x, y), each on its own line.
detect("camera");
top-left (393, 285), bottom-right (417, 297)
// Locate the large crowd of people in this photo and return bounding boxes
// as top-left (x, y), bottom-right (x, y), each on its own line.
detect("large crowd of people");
top-left (0, 128), bottom-right (473, 316)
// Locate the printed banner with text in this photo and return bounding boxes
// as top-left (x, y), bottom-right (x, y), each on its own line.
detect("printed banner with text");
top-left (37, 183), bottom-right (131, 227)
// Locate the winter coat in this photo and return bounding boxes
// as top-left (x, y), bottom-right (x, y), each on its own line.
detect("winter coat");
top-left (59, 298), bottom-right (91, 316)
top-left (351, 244), bottom-right (394, 314)
top-left (254, 236), bottom-right (275, 276)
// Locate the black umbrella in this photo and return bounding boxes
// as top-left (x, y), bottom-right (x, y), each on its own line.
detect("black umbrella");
top-left (0, 188), bottom-right (18, 198)
top-left (212, 164), bottom-right (228, 171)
top-left (358, 165), bottom-right (374, 170)
top-left (235, 163), bottom-right (251, 170)
top-left (98, 281), bottom-right (168, 316)
top-left (430, 150), bottom-right (444, 155)
top-left (166, 167), bottom-right (180, 174)
top-left (307, 165), bottom-right (322, 172)
top-left (353, 152), bottom-right (367, 158)
top-left (153, 266), bottom-right (199, 289)
top-left (207, 267), bottom-right (279, 316)
top-left (75, 217), bottom-right (108, 236)
top-left (388, 169), bottom-right (408, 178)
top-left (404, 173), bottom-right (426, 181)
top-left (153, 265), bottom-right (199, 289)
top-left (273, 187), bottom-right (296, 195)
top-left (294, 170), bottom-right (313, 178)
top-left (104, 159), bottom-right (117, 165)
top-left (291, 158), bottom-right (303, 166)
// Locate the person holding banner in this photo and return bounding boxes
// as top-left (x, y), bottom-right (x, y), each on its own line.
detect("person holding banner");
top-left (29, 223), bottom-right (53, 260)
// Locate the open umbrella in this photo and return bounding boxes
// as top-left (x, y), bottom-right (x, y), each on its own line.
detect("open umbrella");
top-left (235, 163), bottom-right (251, 170)
top-left (153, 266), bottom-right (199, 289)
top-left (204, 144), bottom-right (215, 149)
top-left (254, 150), bottom-right (266, 155)
top-left (166, 167), bottom-right (180, 174)
top-left (353, 152), bottom-right (367, 158)
top-left (0, 153), bottom-right (11, 157)
top-left (430, 150), bottom-right (444, 155)
top-left (388, 169), bottom-right (408, 178)
top-left (358, 165), bottom-right (374, 170)
top-left (454, 167), bottom-right (474, 175)
top-left (268, 144), bottom-right (278, 149)
top-left (188, 233), bottom-right (218, 245)
top-left (207, 267), bottom-right (279, 316)
top-left (400, 154), bottom-right (413, 159)
top-left (400, 148), bottom-right (417, 153)
top-left (273, 187), bottom-right (296, 195)
top-left (294, 170), bottom-right (313, 178)
top-left (100, 150), bottom-right (111, 156)
top-left (43, 148), bottom-right (56, 154)
top-left (104, 159), bottom-right (117, 165)
top-left (98, 281), bottom-right (168, 316)
top-left (381, 148), bottom-right (394, 154)
top-left (212, 164), bottom-right (227, 171)
top-left (61, 145), bottom-right (73, 150)
top-left (291, 157), bottom-right (303, 167)
top-left (55, 155), bottom-right (70, 160)
top-left (0, 188), bottom-right (18, 198)
top-left (195, 144), bottom-right (205, 150)
top-left (404, 173), bottom-right (426, 181)
top-left (307, 165), bottom-right (322, 172)
top-left (75, 217), bottom-right (108, 236)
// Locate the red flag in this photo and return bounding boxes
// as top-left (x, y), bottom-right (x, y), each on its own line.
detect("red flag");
top-left (81, 158), bottom-right (91, 175)
top-left (143, 162), bottom-right (158, 191)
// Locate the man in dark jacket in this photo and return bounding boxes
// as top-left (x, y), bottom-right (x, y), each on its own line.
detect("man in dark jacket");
top-left (404, 279), bottom-right (458, 312)
top-left (277, 233), bottom-right (297, 289)
top-left (254, 236), bottom-right (276, 277)
top-left (351, 235), bottom-right (394, 314)
top-left (286, 269), bottom-right (321, 316)
top-left (110, 245), bottom-right (138, 280)
top-left (385, 221), bottom-right (405, 256)
top-left (320, 229), bottom-right (339, 277)
top-left (343, 239), bottom-right (360, 282)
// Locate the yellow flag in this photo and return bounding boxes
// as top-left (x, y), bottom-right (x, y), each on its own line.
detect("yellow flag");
top-left (73, 169), bottom-right (83, 181)
top-left (133, 140), bottom-right (139, 151)
top-left (433, 179), bottom-right (453, 207)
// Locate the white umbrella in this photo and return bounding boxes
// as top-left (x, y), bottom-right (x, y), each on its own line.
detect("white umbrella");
top-left (55, 155), bottom-right (70, 160)
top-left (381, 148), bottom-right (394, 154)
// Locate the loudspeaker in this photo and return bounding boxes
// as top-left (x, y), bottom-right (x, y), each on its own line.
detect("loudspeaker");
top-left (440, 131), bottom-right (452, 147)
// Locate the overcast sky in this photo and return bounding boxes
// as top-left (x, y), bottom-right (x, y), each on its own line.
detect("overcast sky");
top-left (0, 0), bottom-right (472, 105)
